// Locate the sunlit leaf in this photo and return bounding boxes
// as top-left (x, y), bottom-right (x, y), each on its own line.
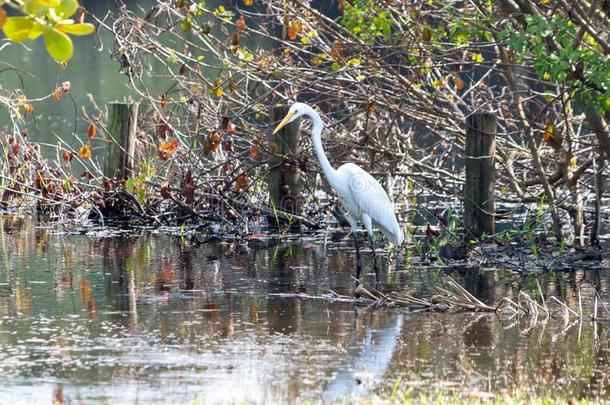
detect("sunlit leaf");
top-left (471, 52), bottom-right (484, 63)
top-left (215, 87), bottom-right (223, 97)
top-left (3, 17), bottom-right (34, 42)
top-left (543, 122), bottom-right (554, 142)
top-left (78, 142), bottom-right (91, 159)
top-left (59, 23), bottom-right (95, 35)
top-left (44, 27), bottom-right (74, 61)
top-left (157, 139), bottom-right (179, 160)
top-left (55, 0), bottom-right (79, 18)
top-left (53, 88), bottom-right (62, 101)
top-left (243, 0), bottom-right (253, 5)
top-left (23, 103), bottom-right (34, 113)
top-left (287, 19), bottom-right (302, 40)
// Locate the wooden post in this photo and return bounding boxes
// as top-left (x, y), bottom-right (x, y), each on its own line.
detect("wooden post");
top-left (103, 102), bottom-right (139, 179)
top-left (267, 104), bottom-right (302, 229)
top-left (464, 112), bottom-right (497, 238)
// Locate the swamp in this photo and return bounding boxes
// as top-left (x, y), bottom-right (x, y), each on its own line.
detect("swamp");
top-left (1, 0), bottom-right (610, 403)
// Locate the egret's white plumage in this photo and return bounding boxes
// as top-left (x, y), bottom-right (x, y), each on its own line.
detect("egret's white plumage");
top-left (273, 102), bottom-right (404, 280)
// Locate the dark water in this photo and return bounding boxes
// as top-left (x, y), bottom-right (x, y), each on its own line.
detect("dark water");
top-left (1, 215), bottom-right (610, 403)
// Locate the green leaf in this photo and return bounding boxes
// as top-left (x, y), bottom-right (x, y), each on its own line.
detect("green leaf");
top-left (43, 27), bottom-right (73, 61)
top-left (59, 23), bottom-right (94, 35)
top-left (55, 0), bottom-right (78, 17)
top-left (2, 17), bottom-right (34, 42)
top-left (28, 23), bottom-right (44, 39)
top-left (125, 178), bottom-right (135, 193)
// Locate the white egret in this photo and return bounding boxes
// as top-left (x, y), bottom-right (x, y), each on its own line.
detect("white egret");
top-left (273, 102), bottom-right (404, 283)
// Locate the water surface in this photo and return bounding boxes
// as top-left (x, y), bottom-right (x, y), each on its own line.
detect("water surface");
top-left (0, 215), bottom-right (610, 403)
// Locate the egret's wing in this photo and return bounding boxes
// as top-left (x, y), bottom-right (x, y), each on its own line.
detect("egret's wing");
top-left (343, 164), bottom-right (403, 245)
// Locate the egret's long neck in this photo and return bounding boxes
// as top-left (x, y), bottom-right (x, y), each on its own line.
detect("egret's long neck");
top-left (306, 108), bottom-right (339, 188)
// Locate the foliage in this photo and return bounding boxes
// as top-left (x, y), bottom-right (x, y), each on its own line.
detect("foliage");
top-left (504, 14), bottom-right (610, 113)
top-left (0, 0), bottom-right (94, 61)
top-left (339, 0), bottom-right (393, 44)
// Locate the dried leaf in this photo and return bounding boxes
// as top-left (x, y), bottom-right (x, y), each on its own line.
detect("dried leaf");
top-left (338, 0), bottom-right (345, 13)
top-left (180, 170), bottom-right (198, 204)
top-left (87, 123), bottom-right (97, 139)
top-left (0, 7), bottom-right (7, 28)
top-left (161, 93), bottom-right (167, 109)
top-left (250, 146), bottom-right (259, 158)
top-left (160, 182), bottom-right (172, 199)
top-left (223, 139), bottom-right (234, 153)
top-left (231, 31), bottom-right (239, 47)
top-left (62, 150), bottom-right (73, 162)
top-left (203, 131), bottom-right (221, 155)
top-left (235, 173), bottom-right (248, 191)
top-left (453, 75), bottom-right (464, 90)
top-left (79, 143), bottom-right (91, 159)
top-left (243, 0), bottom-right (253, 5)
top-left (23, 103), bottom-right (34, 113)
top-left (228, 76), bottom-right (238, 93)
top-left (53, 88), bottom-right (62, 101)
top-left (236, 15), bottom-right (246, 30)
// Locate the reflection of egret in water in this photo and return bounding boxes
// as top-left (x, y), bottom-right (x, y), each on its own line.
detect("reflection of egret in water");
top-left (323, 313), bottom-right (404, 401)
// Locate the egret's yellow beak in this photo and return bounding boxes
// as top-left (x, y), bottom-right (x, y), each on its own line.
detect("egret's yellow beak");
top-left (272, 111), bottom-right (296, 134)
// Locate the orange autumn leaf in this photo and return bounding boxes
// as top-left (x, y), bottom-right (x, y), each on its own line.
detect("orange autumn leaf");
top-left (453, 75), bottom-right (464, 90)
top-left (236, 15), bottom-right (246, 30)
top-left (235, 173), bottom-right (248, 191)
top-left (161, 94), bottom-right (167, 109)
top-left (0, 7), bottom-right (7, 28)
top-left (79, 143), bottom-right (92, 159)
top-left (53, 88), bottom-right (62, 101)
top-left (287, 19), bottom-right (302, 40)
top-left (62, 150), bottom-right (73, 162)
top-left (158, 139), bottom-right (179, 160)
top-left (243, 0), bottom-right (253, 5)
top-left (23, 103), bottom-right (34, 114)
top-left (250, 146), bottom-right (259, 158)
top-left (87, 123), bottom-right (97, 139)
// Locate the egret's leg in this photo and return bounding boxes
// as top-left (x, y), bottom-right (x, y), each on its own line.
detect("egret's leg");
top-left (362, 214), bottom-right (379, 285)
top-left (347, 216), bottom-right (362, 280)
top-left (353, 231), bottom-right (362, 279)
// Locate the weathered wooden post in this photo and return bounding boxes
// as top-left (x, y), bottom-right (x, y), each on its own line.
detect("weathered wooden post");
top-left (103, 102), bottom-right (139, 179)
top-left (464, 112), bottom-right (497, 238)
top-left (267, 104), bottom-right (302, 229)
